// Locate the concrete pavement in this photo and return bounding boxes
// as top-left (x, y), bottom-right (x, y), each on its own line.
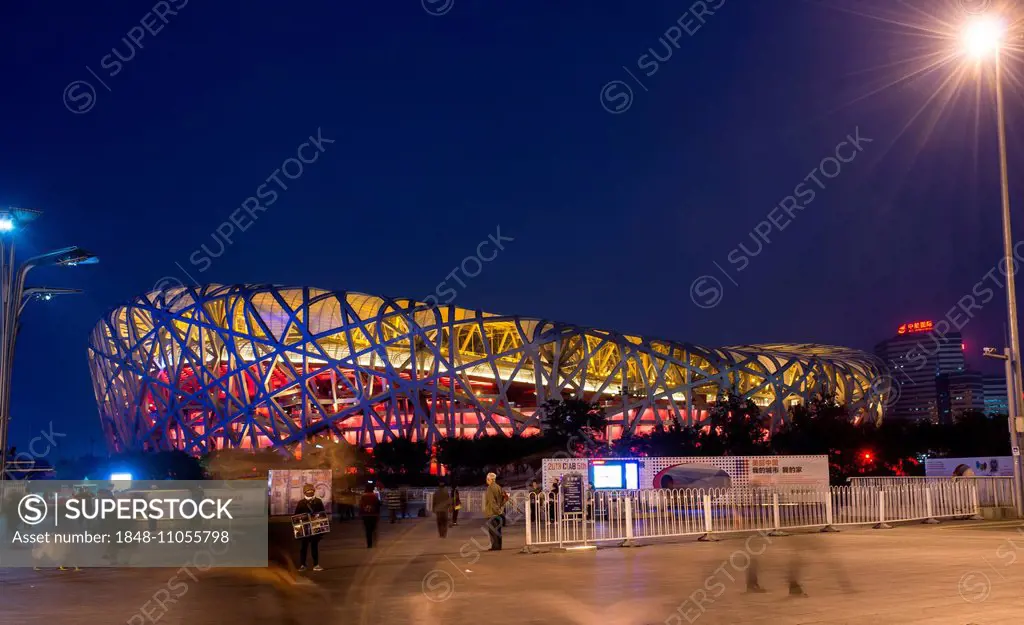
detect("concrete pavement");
top-left (0, 514), bottom-right (1022, 624)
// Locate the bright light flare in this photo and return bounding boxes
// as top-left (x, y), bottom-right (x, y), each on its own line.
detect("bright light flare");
top-left (0, 218), bottom-right (14, 232)
top-left (962, 15), bottom-right (1006, 58)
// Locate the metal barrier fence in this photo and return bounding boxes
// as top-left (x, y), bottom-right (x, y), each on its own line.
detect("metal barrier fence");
top-left (522, 482), bottom-right (980, 548)
top-left (847, 476), bottom-right (1016, 508)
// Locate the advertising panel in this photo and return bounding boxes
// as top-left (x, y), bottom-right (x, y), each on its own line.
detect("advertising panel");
top-left (268, 469), bottom-right (332, 516)
top-left (540, 458), bottom-right (589, 492)
top-left (542, 455), bottom-right (828, 491)
top-left (925, 456), bottom-right (1014, 478)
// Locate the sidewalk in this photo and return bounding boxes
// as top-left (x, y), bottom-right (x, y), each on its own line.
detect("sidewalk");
top-left (1, 516), bottom-right (1022, 624)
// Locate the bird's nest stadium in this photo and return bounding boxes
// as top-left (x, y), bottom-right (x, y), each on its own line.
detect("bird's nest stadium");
top-left (88, 284), bottom-right (888, 456)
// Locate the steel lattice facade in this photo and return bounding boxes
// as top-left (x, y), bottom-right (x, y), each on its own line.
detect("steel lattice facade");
top-left (88, 284), bottom-right (888, 456)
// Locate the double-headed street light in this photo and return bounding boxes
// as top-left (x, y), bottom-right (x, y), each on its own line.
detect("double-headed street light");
top-left (959, 13), bottom-right (1024, 515)
top-left (0, 207), bottom-right (97, 483)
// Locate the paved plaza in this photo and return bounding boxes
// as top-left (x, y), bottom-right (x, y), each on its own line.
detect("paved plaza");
top-left (1, 514), bottom-right (1023, 624)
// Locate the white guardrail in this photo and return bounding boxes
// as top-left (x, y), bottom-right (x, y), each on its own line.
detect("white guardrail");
top-left (847, 476), bottom-right (1015, 508)
top-left (508, 481), bottom-right (980, 548)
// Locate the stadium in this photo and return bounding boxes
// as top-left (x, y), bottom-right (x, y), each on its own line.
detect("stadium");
top-left (88, 284), bottom-right (888, 456)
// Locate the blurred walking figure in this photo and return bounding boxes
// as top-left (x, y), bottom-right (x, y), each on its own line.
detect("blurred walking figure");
top-left (451, 486), bottom-right (461, 525)
top-left (745, 535), bottom-right (852, 598)
top-left (359, 483), bottom-right (381, 548)
top-left (484, 472), bottom-right (503, 551)
top-left (294, 484), bottom-right (325, 571)
top-left (385, 485), bottom-right (401, 523)
top-left (432, 481), bottom-right (452, 538)
top-left (399, 485), bottom-right (409, 519)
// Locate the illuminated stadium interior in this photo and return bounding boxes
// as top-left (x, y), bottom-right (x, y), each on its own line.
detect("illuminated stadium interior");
top-left (88, 285), bottom-right (888, 456)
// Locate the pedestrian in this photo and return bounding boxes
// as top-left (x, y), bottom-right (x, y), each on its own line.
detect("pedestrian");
top-left (400, 485), bottom-right (409, 519)
top-left (359, 483), bottom-right (381, 548)
top-left (548, 479), bottom-right (560, 523)
top-left (484, 472), bottom-right (504, 551)
top-left (385, 485), bottom-right (401, 523)
top-left (529, 480), bottom-right (543, 523)
top-left (293, 484), bottom-right (325, 571)
top-left (432, 481), bottom-right (452, 538)
top-left (451, 486), bottom-right (461, 526)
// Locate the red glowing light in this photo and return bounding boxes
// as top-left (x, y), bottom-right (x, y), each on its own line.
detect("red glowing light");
top-left (897, 320), bottom-right (934, 335)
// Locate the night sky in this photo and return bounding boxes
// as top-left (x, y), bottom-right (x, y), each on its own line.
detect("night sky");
top-left (0, 0), bottom-right (1021, 458)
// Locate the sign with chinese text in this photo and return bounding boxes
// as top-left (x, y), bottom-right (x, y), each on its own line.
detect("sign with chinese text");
top-left (560, 473), bottom-right (584, 514)
top-left (897, 320), bottom-right (934, 335)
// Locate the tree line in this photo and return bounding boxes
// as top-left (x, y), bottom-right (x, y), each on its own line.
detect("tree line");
top-left (39, 392), bottom-right (1012, 485)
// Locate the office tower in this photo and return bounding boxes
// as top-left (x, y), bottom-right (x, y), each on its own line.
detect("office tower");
top-left (875, 320), bottom-right (965, 422)
top-left (984, 374), bottom-right (1010, 416)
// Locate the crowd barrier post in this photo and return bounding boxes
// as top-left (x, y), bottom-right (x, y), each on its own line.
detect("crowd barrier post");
top-left (622, 494), bottom-right (637, 547)
top-left (821, 489), bottom-right (839, 532)
top-left (521, 494), bottom-right (534, 553)
top-left (768, 492), bottom-right (788, 536)
top-left (698, 493), bottom-right (717, 542)
top-left (922, 487), bottom-right (939, 524)
top-left (874, 490), bottom-right (892, 529)
top-left (970, 484), bottom-right (984, 520)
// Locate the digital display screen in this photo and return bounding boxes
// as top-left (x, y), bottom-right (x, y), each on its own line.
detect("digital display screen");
top-left (593, 464), bottom-right (623, 489)
top-left (590, 461), bottom-right (641, 489)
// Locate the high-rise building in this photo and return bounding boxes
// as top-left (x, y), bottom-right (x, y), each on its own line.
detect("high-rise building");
top-left (984, 374), bottom-right (1009, 416)
top-left (875, 320), bottom-right (965, 422)
top-left (937, 370), bottom-right (985, 422)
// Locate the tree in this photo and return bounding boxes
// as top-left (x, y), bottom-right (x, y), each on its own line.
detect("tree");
top-left (949, 409), bottom-right (1010, 457)
top-left (372, 437), bottom-right (429, 480)
top-left (537, 398), bottom-right (609, 450)
top-left (772, 390), bottom-right (864, 483)
top-left (699, 392), bottom-right (769, 456)
top-left (437, 436), bottom-right (481, 483)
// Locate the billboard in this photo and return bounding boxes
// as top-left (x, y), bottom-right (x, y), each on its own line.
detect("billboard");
top-left (268, 469), bottom-right (332, 516)
top-left (925, 456), bottom-right (1013, 478)
top-left (541, 455), bottom-right (828, 491)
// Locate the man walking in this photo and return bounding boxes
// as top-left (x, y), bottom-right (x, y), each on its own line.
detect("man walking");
top-left (359, 483), bottom-right (381, 548)
top-left (484, 472), bottom-right (504, 551)
top-left (432, 481), bottom-right (452, 538)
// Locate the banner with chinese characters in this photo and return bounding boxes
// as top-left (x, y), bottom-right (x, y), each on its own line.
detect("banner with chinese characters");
top-left (745, 456), bottom-right (829, 488)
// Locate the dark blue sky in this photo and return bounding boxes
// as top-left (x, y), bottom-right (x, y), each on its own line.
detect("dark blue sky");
top-left (0, 0), bottom-right (1021, 457)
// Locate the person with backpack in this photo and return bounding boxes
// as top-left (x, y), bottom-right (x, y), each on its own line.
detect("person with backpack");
top-left (359, 483), bottom-right (382, 548)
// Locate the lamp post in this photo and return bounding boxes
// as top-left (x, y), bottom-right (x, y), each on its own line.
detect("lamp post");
top-left (962, 15), bottom-right (1024, 515)
top-left (0, 207), bottom-right (97, 484)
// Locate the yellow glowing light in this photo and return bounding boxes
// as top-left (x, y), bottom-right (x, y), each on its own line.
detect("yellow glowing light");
top-left (962, 15), bottom-right (1006, 58)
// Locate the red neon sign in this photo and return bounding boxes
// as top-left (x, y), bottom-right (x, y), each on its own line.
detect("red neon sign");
top-left (897, 320), bottom-right (934, 335)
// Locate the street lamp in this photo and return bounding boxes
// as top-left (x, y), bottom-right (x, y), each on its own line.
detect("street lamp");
top-left (960, 14), bottom-right (1024, 516)
top-left (962, 15), bottom-right (1006, 58)
top-left (0, 208), bottom-right (97, 484)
